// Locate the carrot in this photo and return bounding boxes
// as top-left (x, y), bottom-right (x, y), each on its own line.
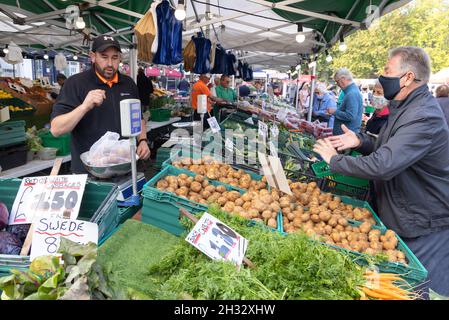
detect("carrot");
top-left (362, 287), bottom-right (393, 300)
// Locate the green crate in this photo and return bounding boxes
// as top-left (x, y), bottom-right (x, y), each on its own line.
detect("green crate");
top-left (312, 161), bottom-right (369, 188)
top-left (0, 120), bottom-right (26, 148)
top-left (0, 178), bottom-right (119, 275)
top-left (38, 131), bottom-right (71, 156)
top-left (150, 108), bottom-right (171, 122)
top-left (118, 201), bottom-right (142, 225)
top-left (0, 98), bottom-right (36, 118)
top-left (155, 147), bottom-right (173, 169)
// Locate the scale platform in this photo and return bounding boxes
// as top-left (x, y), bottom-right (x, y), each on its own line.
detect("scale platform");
top-left (89, 172), bottom-right (146, 204)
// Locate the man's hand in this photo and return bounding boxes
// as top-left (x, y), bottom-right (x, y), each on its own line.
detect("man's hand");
top-left (137, 140), bottom-right (151, 160)
top-left (313, 139), bottom-right (338, 164)
top-left (81, 89), bottom-right (106, 111)
top-left (327, 108), bottom-right (336, 115)
top-left (327, 124), bottom-right (361, 151)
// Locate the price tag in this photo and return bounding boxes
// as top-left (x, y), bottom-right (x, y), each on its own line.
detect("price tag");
top-left (258, 121), bottom-right (268, 138)
top-left (0, 106), bottom-right (10, 123)
top-left (244, 117), bottom-right (254, 125)
top-left (8, 82), bottom-right (26, 94)
top-left (268, 155), bottom-right (292, 195)
top-left (257, 152), bottom-right (277, 189)
top-left (270, 123), bottom-right (279, 137)
top-left (30, 217), bottom-right (98, 261)
top-left (185, 212), bottom-right (248, 266)
top-left (269, 141), bottom-right (278, 158)
top-left (276, 108), bottom-right (288, 122)
top-left (9, 174), bottom-right (88, 225)
top-left (207, 116), bottom-right (221, 134)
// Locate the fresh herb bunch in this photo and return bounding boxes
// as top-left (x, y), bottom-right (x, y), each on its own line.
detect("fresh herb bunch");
top-left (147, 204), bottom-right (366, 300)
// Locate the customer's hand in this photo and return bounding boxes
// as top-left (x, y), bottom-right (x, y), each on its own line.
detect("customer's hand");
top-left (313, 139), bottom-right (338, 164)
top-left (137, 140), bottom-right (151, 160)
top-left (81, 89), bottom-right (106, 111)
top-left (327, 124), bottom-right (361, 151)
top-left (327, 108), bottom-right (336, 115)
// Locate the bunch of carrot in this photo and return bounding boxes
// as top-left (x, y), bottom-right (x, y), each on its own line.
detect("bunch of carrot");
top-left (359, 270), bottom-right (420, 300)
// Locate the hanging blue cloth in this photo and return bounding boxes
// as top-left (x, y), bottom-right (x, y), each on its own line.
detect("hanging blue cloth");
top-left (153, 1), bottom-right (183, 65)
top-left (211, 44), bottom-right (227, 75)
top-left (225, 52), bottom-right (236, 76)
top-left (192, 33), bottom-right (211, 74)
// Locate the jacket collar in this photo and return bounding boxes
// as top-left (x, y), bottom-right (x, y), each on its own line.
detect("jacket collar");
top-left (390, 84), bottom-right (429, 110)
top-left (342, 82), bottom-right (356, 94)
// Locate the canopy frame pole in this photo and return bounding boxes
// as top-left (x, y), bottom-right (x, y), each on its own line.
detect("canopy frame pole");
top-left (307, 62), bottom-right (317, 122)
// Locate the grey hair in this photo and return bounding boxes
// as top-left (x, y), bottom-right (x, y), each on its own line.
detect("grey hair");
top-left (315, 83), bottom-right (327, 94)
top-left (388, 46), bottom-right (431, 83)
top-left (374, 79), bottom-right (382, 88)
top-left (334, 68), bottom-right (354, 81)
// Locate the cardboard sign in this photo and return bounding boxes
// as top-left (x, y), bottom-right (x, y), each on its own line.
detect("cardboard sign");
top-left (185, 212), bottom-right (248, 266)
top-left (268, 155), bottom-right (292, 195)
top-left (207, 116), bottom-right (220, 133)
top-left (257, 151), bottom-right (277, 189)
top-left (0, 106), bottom-right (10, 123)
top-left (30, 217), bottom-right (98, 261)
top-left (9, 174), bottom-right (88, 225)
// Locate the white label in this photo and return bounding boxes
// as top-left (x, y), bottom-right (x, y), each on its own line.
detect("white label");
top-left (257, 152), bottom-right (277, 190)
top-left (9, 175), bottom-right (88, 225)
top-left (244, 117), bottom-right (254, 125)
top-left (276, 108), bottom-right (288, 122)
top-left (30, 217), bottom-right (98, 261)
top-left (269, 141), bottom-right (278, 158)
top-left (268, 155), bottom-right (292, 195)
top-left (185, 212), bottom-right (248, 266)
top-left (0, 107), bottom-right (10, 123)
top-left (225, 138), bottom-right (234, 151)
top-left (207, 116), bottom-right (220, 134)
top-left (258, 121), bottom-right (268, 138)
top-left (270, 124), bottom-right (279, 137)
top-left (8, 82), bottom-right (26, 94)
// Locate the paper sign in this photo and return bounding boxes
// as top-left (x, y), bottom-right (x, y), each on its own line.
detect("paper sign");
top-left (8, 82), bottom-right (26, 94)
top-left (30, 217), bottom-right (98, 261)
top-left (185, 212), bottom-right (248, 266)
top-left (269, 141), bottom-right (278, 158)
top-left (276, 108), bottom-right (288, 122)
top-left (268, 155), bottom-right (292, 195)
top-left (0, 106), bottom-right (10, 123)
top-left (207, 116), bottom-right (220, 133)
top-left (9, 174), bottom-right (88, 225)
top-left (244, 117), bottom-right (254, 125)
top-left (257, 151), bottom-right (277, 189)
top-left (258, 121), bottom-right (268, 137)
top-left (225, 138), bottom-right (234, 151)
top-left (270, 124), bottom-right (279, 137)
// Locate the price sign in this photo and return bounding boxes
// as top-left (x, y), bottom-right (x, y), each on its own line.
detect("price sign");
top-left (185, 212), bottom-right (248, 266)
top-left (8, 82), bottom-right (26, 94)
top-left (268, 155), bottom-right (292, 195)
top-left (244, 117), bottom-right (254, 125)
top-left (269, 141), bottom-right (278, 158)
top-left (276, 108), bottom-right (288, 122)
top-left (30, 217), bottom-right (98, 261)
top-left (0, 106), bottom-right (10, 123)
top-left (258, 121), bottom-right (268, 138)
top-left (9, 174), bottom-right (88, 225)
top-left (207, 116), bottom-right (221, 134)
top-left (225, 138), bottom-right (234, 151)
top-left (270, 123), bottom-right (279, 137)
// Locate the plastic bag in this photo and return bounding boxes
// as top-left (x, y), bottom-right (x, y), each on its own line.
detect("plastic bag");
top-left (87, 132), bottom-right (131, 167)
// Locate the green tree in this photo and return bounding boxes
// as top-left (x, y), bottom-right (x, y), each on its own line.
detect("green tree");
top-left (317, 0), bottom-right (449, 79)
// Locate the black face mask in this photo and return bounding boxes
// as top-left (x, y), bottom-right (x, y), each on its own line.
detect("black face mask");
top-left (378, 74), bottom-right (407, 100)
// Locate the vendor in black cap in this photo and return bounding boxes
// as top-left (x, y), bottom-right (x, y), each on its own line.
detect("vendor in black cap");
top-left (50, 35), bottom-right (151, 174)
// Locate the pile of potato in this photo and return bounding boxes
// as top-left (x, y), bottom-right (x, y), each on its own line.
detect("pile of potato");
top-left (172, 157), bottom-right (267, 191)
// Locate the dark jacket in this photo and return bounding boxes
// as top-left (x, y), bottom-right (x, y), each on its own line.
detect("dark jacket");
top-left (333, 82), bottom-right (363, 135)
top-left (137, 73), bottom-right (153, 106)
top-left (330, 85), bottom-right (449, 238)
top-left (437, 96), bottom-right (449, 126)
top-left (365, 113), bottom-right (388, 135)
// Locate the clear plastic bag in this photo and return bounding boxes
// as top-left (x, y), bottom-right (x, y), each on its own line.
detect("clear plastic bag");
top-left (87, 132), bottom-right (131, 166)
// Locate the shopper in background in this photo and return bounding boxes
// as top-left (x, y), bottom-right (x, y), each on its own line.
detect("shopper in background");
top-left (177, 76), bottom-right (190, 95)
top-left (299, 83), bottom-right (310, 111)
top-left (328, 68), bottom-right (363, 135)
top-left (50, 73), bottom-right (67, 99)
top-left (361, 84), bottom-right (371, 107)
top-left (191, 74), bottom-right (225, 127)
top-left (436, 84), bottom-right (449, 126)
top-left (50, 35), bottom-right (151, 174)
top-left (214, 75), bottom-right (237, 121)
top-left (238, 82), bottom-right (251, 98)
top-left (209, 76), bottom-right (220, 97)
top-left (311, 83), bottom-right (336, 128)
top-left (137, 67), bottom-right (154, 111)
top-left (363, 80), bottom-right (390, 135)
top-left (314, 46), bottom-right (449, 297)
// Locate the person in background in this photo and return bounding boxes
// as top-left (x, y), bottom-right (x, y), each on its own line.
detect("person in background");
top-left (363, 80), bottom-right (390, 135)
top-left (328, 68), bottom-right (363, 135)
top-left (177, 76), bottom-right (190, 95)
top-left (436, 84), bottom-right (449, 126)
top-left (191, 74), bottom-right (225, 127)
top-left (214, 75), bottom-right (237, 121)
top-left (361, 84), bottom-right (371, 107)
top-left (238, 82), bottom-right (251, 98)
top-left (312, 83), bottom-right (336, 128)
top-left (209, 76), bottom-right (220, 97)
top-left (137, 67), bottom-right (154, 111)
top-left (50, 73), bottom-right (67, 99)
top-left (299, 83), bottom-right (310, 111)
top-left (314, 46), bottom-right (449, 297)
top-left (254, 81), bottom-right (264, 95)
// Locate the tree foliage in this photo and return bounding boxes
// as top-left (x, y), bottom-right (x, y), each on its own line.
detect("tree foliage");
top-left (317, 0), bottom-right (449, 79)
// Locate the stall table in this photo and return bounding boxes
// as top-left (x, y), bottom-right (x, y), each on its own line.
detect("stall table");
top-left (0, 155), bottom-right (71, 178)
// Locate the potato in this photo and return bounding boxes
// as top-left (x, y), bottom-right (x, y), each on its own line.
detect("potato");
top-left (189, 195), bottom-right (200, 202)
top-left (156, 180), bottom-right (169, 189)
top-left (337, 218), bottom-right (348, 227)
top-left (328, 201), bottom-right (339, 211)
top-left (300, 213), bottom-right (310, 223)
top-left (201, 190), bottom-right (212, 199)
top-left (331, 232), bottom-right (341, 242)
top-left (287, 212), bottom-right (296, 221)
top-left (227, 191), bottom-right (241, 202)
top-left (165, 187), bottom-right (175, 193)
top-left (217, 197), bottom-right (228, 206)
top-left (267, 218), bottom-right (277, 228)
top-left (282, 208), bottom-right (292, 215)
top-left (364, 248), bottom-right (376, 256)
top-left (190, 181), bottom-right (202, 193)
top-left (293, 217), bottom-right (303, 228)
top-left (199, 199), bottom-right (208, 205)
top-left (319, 210), bottom-right (332, 222)
top-left (341, 239), bottom-right (349, 246)
top-left (324, 225), bottom-right (333, 235)
top-left (269, 203), bottom-right (281, 212)
top-left (216, 185), bottom-right (226, 193)
top-left (308, 206), bottom-right (320, 216)
top-left (369, 241), bottom-right (382, 251)
top-left (202, 180), bottom-right (210, 188)
top-left (310, 214), bottom-right (320, 223)
top-left (359, 221), bottom-right (372, 234)
top-left (223, 201), bottom-right (235, 212)
top-left (175, 186), bottom-right (189, 197)
top-left (306, 228), bottom-right (316, 238)
top-left (194, 175), bottom-right (204, 182)
top-left (335, 225), bottom-right (345, 231)
top-left (239, 211), bottom-right (251, 219)
top-left (385, 230), bottom-right (396, 239)
top-left (353, 208), bottom-right (364, 221)
top-left (396, 251), bottom-right (406, 260)
top-left (248, 209), bottom-right (259, 219)
top-left (368, 229), bottom-right (381, 238)
top-left (339, 231), bottom-right (347, 240)
top-left (242, 202), bottom-right (252, 210)
top-left (382, 238), bottom-right (398, 250)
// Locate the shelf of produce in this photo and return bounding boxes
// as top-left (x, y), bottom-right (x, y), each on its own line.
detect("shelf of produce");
top-left (0, 155), bottom-right (71, 178)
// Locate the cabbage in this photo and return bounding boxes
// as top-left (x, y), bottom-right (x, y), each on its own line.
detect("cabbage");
top-left (0, 231), bottom-right (22, 255)
top-left (6, 224), bottom-right (31, 244)
top-left (0, 202), bottom-right (9, 230)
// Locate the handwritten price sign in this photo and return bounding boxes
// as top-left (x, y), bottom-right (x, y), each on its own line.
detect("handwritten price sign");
top-left (9, 175), bottom-right (87, 225)
top-left (185, 212), bottom-right (248, 266)
top-left (30, 217), bottom-right (98, 261)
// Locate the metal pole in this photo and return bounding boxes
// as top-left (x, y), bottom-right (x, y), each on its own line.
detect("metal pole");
top-left (130, 35), bottom-right (138, 82)
top-left (206, 0), bottom-right (210, 39)
top-left (307, 63), bottom-right (317, 122)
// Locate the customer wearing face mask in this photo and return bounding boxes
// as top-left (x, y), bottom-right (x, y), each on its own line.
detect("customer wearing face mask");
top-left (313, 47), bottom-right (449, 297)
top-left (312, 83), bottom-right (336, 128)
top-left (364, 80), bottom-right (390, 135)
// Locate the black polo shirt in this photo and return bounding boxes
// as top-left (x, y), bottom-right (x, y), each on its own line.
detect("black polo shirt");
top-left (51, 67), bottom-right (140, 174)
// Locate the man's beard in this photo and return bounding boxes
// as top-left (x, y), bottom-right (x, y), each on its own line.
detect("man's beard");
top-left (94, 63), bottom-right (117, 80)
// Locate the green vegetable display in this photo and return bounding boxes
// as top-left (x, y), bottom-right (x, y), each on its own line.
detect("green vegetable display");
top-left (147, 205), bottom-right (366, 300)
top-left (0, 238), bottom-right (124, 300)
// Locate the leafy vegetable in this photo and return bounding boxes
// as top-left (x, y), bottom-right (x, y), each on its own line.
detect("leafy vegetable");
top-left (26, 126), bottom-right (43, 152)
top-left (0, 238), bottom-right (124, 300)
top-left (6, 224), bottom-right (31, 244)
top-left (147, 205), bottom-right (366, 300)
top-left (0, 231), bottom-right (22, 255)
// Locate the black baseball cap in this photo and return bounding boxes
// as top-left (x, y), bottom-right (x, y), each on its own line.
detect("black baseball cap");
top-left (91, 35), bottom-right (121, 53)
